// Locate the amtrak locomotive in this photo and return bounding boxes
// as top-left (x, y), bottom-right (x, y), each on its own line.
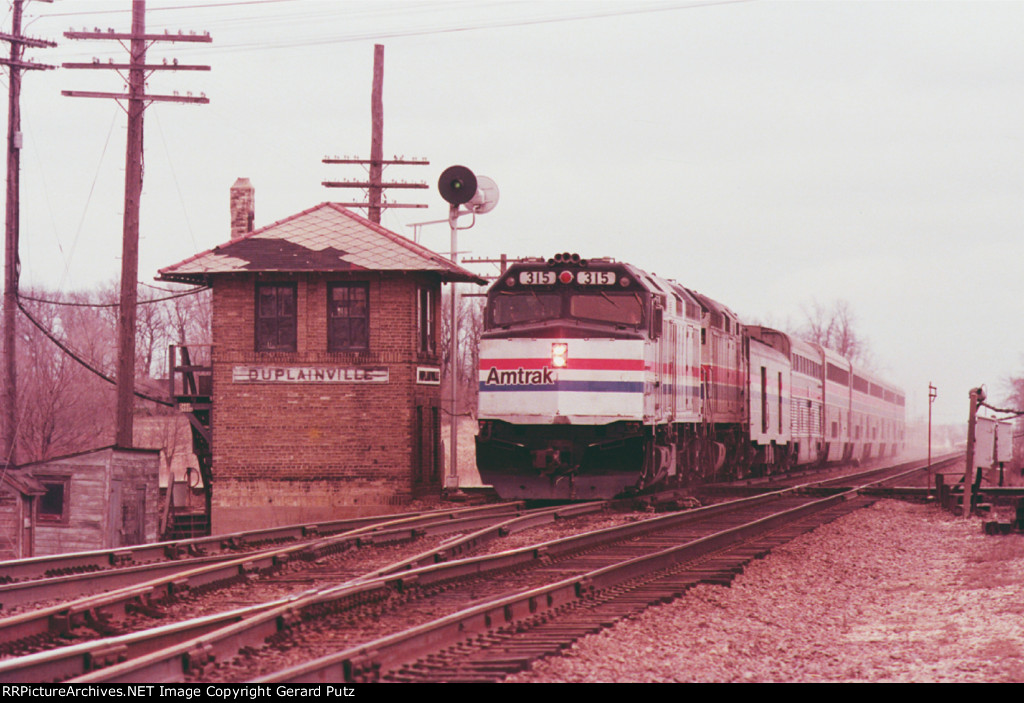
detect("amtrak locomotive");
top-left (475, 253), bottom-right (905, 500)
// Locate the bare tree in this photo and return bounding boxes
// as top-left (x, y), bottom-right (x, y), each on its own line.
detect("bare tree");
top-left (798, 299), bottom-right (869, 364)
top-left (440, 290), bottom-right (484, 417)
top-left (15, 292), bottom-right (115, 461)
top-left (10, 283), bottom-right (211, 462)
top-left (166, 286), bottom-right (212, 346)
top-left (458, 296), bottom-right (484, 418)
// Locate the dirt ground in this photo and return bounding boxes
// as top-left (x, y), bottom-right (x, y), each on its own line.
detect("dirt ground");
top-left (442, 416), bottom-right (483, 487)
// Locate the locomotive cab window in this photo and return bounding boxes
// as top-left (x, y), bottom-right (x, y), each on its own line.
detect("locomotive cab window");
top-left (569, 292), bottom-right (643, 327)
top-left (487, 290), bottom-right (644, 329)
top-left (489, 292), bottom-right (561, 327)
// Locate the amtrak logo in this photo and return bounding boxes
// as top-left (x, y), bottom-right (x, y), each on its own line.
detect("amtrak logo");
top-left (484, 366), bottom-right (555, 386)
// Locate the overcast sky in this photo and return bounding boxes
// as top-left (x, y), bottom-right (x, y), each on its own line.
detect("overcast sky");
top-left (5, 0), bottom-right (1023, 425)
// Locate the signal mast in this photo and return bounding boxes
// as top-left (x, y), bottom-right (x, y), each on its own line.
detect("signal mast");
top-left (437, 165), bottom-right (499, 490)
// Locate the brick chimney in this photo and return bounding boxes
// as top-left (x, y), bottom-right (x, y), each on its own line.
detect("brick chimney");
top-left (230, 177), bottom-right (254, 240)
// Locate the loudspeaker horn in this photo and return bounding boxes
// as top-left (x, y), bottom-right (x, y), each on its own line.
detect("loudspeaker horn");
top-left (465, 175), bottom-right (499, 214)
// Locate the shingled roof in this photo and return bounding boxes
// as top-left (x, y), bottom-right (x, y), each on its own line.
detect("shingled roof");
top-left (158, 202), bottom-right (486, 286)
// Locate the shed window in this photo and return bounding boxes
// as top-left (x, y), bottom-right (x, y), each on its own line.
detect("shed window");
top-left (38, 478), bottom-right (69, 523)
top-left (328, 283), bottom-right (369, 352)
top-left (256, 284), bottom-right (297, 352)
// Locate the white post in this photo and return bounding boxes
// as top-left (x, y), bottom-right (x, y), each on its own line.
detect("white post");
top-left (447, 203), bottom-right (460, 489)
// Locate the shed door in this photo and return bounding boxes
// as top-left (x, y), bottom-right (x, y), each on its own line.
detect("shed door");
top-left (122, 487), bottom-right (146, 546)
top-left (108, 480), bottom-right (123, 548)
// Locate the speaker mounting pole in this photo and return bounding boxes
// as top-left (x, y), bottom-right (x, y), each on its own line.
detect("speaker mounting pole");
top-left (437, 165), bottom-right (499, 492)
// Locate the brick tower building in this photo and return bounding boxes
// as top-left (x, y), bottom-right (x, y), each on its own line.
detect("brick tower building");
top-left (159, 182), bottom-right (483, 531)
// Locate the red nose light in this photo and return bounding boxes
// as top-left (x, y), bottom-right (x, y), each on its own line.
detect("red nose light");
top-left (558, 270), bottom-right (573, 284)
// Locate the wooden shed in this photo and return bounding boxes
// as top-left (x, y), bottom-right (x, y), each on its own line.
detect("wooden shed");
top-left (0, 469), bottom-right (45, 559)
top-left (18, 446), bottom-right (161, 555)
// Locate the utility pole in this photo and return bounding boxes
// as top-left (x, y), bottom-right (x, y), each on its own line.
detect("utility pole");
top-left (927, 382), bottom-right (937, 472)
top-left (63, 0), bottom-right (210, 448)
top-left (929, 384), bottom-right (937, 466)
top-left (1, 0), bottom-right (55, 468)
top-left (322, 45), bottom-right (428, 221)
top-left (964, 386), bottom-right (985, 516)
top-left (368, 43), bottom-right (384, 223)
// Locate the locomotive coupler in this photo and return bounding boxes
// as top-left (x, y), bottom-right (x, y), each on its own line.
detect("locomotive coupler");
top-left (532, 446), bottom-right (575, 477)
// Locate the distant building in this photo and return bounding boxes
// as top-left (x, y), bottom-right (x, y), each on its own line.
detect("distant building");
top-left (158, 181), bottom-right (484, 532)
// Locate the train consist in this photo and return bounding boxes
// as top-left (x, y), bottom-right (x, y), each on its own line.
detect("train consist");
top-left (475, 253), bottom-right (906, 500)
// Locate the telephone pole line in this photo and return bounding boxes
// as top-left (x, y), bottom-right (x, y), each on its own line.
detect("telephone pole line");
top-left (63, 0), bottom-right (211, 449)
top-left (322, 44), bottom-right (428, 222)
top-left (1, 0), bottom-right (55, 468)
top-left (460, 255), bottom-right (530, 279)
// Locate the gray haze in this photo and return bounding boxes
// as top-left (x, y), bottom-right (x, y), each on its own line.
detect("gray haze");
top-left (5, 0), bottom-right (1023, 425)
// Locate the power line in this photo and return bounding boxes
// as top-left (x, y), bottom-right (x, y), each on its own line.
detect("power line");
top-left (42, 1), bottom-right (753, 55)
top-left (18, 284), bottom-right (208, 308)
top-left (44, 0), bottom-right (299, 18)
top-left (16, 297), bottom-right (173, 407)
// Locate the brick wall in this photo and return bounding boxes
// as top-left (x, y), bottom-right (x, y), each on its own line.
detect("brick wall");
top-left (209, 272), bottom-right (443, 531)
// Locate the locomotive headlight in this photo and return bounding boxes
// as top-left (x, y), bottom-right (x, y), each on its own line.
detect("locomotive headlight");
top-left (551, 342), bottom-right (569, 368)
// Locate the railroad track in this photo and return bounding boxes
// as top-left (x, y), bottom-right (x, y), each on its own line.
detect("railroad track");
top-left (0, 503), bottom-right (517, 584)
top-left (0, 502), bottom-right (596, 661)
top-left (0, 456), bottom-right (953, 683)
top-left (257, 456), bottom-right (957, 683)
top-left (0, 502), bottom-right (522, 608)
top-left (0, 500), bottom-right (612, 681)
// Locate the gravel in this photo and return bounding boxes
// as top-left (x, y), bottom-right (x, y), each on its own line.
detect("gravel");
top-left (508, 500), bottom-right (1024, 683)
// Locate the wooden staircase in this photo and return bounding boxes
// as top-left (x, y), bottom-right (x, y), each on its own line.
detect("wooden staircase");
top-left (169, 344), bottom-right (214, 536)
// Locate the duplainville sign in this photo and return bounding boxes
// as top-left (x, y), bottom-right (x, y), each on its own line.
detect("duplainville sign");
top-left (233, 366), bottom-right (389, 384)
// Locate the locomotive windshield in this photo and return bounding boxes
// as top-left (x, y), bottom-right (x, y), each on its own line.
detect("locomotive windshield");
top-left (569, 292), bottom-right (643, 326)
top-left (490, 292), bottom-right (562, 325)
top-left (488, 290), bottom-right (645, 329)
